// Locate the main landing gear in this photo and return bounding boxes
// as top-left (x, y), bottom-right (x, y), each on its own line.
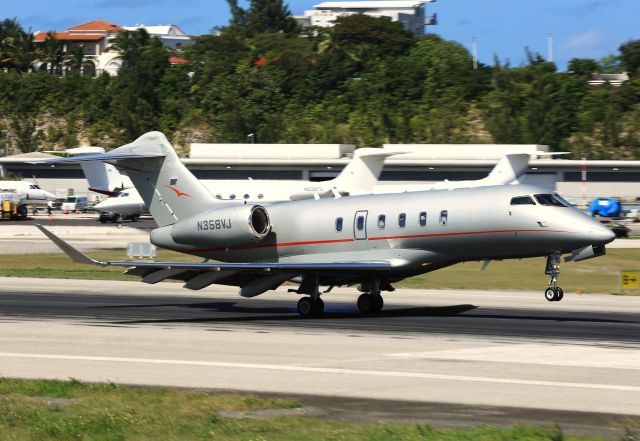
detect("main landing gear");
top-left (292, 274), bottom-right (325, 318)
top-left (357, 293), bottom-right (384, 313)
top-left (356, 280), bottom-right (389, 314)
top-left (297, 296), bottom-right (324, 318)
top-left (544, 254), bottom-right (564, 302)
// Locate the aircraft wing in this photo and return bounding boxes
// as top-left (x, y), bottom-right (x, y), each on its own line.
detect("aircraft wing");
top-left (37, 225), bottom-right (400, 296)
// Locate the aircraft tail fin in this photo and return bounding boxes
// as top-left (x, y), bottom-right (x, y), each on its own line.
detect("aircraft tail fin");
top-left (482, 154), bottom-right (530, 185)
top-left (33, 132), bottom-right (223, 227)
top-left (328, 148), bottom-right (399, 194)
top-left (104, 132), bottom-right (222, 227)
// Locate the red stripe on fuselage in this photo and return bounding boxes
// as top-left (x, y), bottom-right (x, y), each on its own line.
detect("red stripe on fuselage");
top-left (184, 229), bottom-right (569, 254)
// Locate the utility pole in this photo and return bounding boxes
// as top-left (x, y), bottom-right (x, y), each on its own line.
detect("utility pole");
top-left (472, 35), bottom-right (478, 70)
top-left (547, 32), bottom-right (554, 63)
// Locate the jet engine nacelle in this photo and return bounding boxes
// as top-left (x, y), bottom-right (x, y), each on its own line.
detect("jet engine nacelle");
top-left (565, 244), bottom-right (606, 262)
top-left (171, 205), bottom-right (271, 247)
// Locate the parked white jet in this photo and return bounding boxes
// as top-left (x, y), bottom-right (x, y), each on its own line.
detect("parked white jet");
top-left (83, 148), bottom-right (398, 215)
top-left (85, 150), bottom-right (530, 215)
top-left (36, 132), bottom-right (614, 317)
top-left (0, 180), bottom-right (57, 204)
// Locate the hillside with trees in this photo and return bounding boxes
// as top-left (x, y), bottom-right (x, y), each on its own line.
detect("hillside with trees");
top-left (0, 1), bottom-right (639, 159)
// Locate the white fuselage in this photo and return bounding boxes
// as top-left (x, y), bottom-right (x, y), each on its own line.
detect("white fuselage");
top-left (0, 181), bottom-right (57, 205)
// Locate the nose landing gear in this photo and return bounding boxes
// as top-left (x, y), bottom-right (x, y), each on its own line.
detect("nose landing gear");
top-left (544, 255), bottom-right (564, 302)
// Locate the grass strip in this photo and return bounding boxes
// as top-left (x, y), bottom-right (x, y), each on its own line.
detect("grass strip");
top-left (0, 378), bottom-right (616, 440)
top-left (1, 249), bottom-right (640, 294)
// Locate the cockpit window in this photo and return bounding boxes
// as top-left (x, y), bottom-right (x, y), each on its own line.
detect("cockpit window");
top-left (510, 196), bottom-right (535, 206)
top-left (534, 193), bottom-right (570, 207)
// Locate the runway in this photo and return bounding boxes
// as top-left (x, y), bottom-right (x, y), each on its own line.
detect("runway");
top-left (0, 278), bottom-right (638, 436)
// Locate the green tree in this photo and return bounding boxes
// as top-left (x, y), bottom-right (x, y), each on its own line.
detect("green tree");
top-left (619, 40), bottom-right (640, 76)
top-left (109, 29), bottom-right (170, 140)
top-left (38, 32), bottom-right (64, 74)
top-left (225, 0), bottom-right (297, 36)
top-left (568, 58), bottom-right (598, 76)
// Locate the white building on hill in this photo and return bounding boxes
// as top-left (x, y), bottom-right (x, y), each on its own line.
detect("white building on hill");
top-left (295, 1), bottom-right (438, 36)
top-left (122, 25), bottom-right (191, 49)
top-left (33, 20), bottom-right (192, 76)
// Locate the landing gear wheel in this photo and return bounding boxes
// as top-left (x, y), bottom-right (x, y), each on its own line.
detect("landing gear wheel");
top-left (373, 295), bottom-right (384, 313)
top-left (545, 288), bottom-right (556, 302)
top-left (357, 293), bottom-right (372, 313)
top-left (312, 298), bottom-right (325, 315)
top-left (297, 297), bottom-right (324, 317)
top-left (555, 287), bottom-right (564, 301)
top-left (298, 297), bottom-right (314, 317)
top-left (357, 294), bottom-right (383, 314)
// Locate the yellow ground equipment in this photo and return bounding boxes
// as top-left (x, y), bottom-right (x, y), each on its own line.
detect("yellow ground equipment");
top-left (0, 192), bottom-right (28, 221)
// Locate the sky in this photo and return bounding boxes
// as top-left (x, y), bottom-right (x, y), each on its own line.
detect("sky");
top-left (3, 0), bottom-right (640, 70)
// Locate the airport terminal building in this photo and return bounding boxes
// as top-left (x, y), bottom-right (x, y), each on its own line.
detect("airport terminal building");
top-left (2, 143), bottom-right (640, 205)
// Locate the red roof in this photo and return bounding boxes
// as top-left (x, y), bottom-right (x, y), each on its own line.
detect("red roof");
top-left (168, 56), bottom-right (189, 64)
top-left (67, 20), bottom-right (122, 32)
top-left (34, 32), bottom-right (104, 42)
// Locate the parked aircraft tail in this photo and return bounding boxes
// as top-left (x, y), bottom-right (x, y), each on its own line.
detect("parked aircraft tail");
top-left (327, 148), bottom-right (399, 194)
top-left (67, 147), bottom-right (133, 196)
top-left (481, 154), bottom-right (530, 186)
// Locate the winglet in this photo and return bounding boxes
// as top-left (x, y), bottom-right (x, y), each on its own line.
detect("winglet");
top-left (35, 225), bottom-right (101, 266)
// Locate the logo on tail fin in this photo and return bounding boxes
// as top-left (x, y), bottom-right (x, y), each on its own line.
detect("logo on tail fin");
top-left (165, 179), bottom-right (191, 198)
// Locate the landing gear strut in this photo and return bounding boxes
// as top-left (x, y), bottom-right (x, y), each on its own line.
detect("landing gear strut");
top-left (294, 274), bottom-right (324, 318)
top-left (544, 255), bottom-right (564, 302)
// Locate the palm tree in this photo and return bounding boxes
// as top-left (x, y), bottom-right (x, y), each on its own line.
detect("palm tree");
top-left (2, 31), bottom-right (37, 72)
top-left (64, 44), bottom-right (86, 75)
top-left (39, 31), bottom-right (64, 74)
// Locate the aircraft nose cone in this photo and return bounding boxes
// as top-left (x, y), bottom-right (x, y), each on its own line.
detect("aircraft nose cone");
top-left (590, 224), bottom-right (616, 245)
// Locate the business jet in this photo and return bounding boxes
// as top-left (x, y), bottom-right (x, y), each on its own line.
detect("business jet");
top-left (36, 132), bottom-right (614, 317)
top-left (0, 180), bottom-right (57, 204)
top-left (82, 150), bottom-right (530, 215)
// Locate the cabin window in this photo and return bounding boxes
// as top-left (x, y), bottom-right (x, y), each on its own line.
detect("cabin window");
top-left (257, 194), bottom-right (264, 199)
top-left (419, 211), bottom-right (427, 226)
top-left (535, 193), bottom-right (570, 207)
top-left (398, 213), bottom-right (406, 228)
top-left (377, 214), bottom-right (386, 229)
top-left (356, 216), bottom-right (365, 231)
top-left (335, 217), bottom-right (343, 232)
top-left (510, 196), bottom-right (535, 205)
top-left (244, 194), bottom-right (250, 199)
top-left (229, 194), bottom-right (236, 200)
top-left (215, 194), bottom-right (222, 199)
top-left (439, 210), bottom-right (448, 225)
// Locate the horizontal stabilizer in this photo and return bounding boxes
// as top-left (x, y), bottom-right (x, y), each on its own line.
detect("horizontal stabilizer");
top-left (28, 152), bottom-right (165, 165)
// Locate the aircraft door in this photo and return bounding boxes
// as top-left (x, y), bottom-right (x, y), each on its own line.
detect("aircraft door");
top-left (353, 210), bottom-right (368, 240)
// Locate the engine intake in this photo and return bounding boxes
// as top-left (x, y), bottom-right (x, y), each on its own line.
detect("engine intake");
top-left (171, 205), bottom-right (271, 247)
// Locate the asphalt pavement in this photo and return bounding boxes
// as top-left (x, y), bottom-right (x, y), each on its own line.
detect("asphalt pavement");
top-left (0, 278), bottom-right (638, 438)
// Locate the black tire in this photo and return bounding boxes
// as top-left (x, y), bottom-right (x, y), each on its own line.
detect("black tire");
top-left (545, 288), bottom-right (556, 302)
top-left (312, 298), bottom-right (325, 315)
top-left (357, 293), bottom-right (373, 313)
top-left (297, 297), bottom-right (314, 318)
top-left (555, 287), bottom-right (564, 301)
top-left (373, 295), bottom-right (384, 312)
